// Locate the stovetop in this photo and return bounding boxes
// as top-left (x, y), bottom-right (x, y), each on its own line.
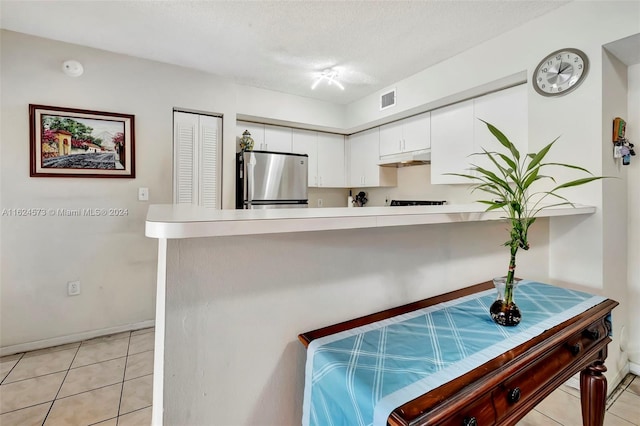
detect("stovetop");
top-left (389, 200), bottom-right (447, 206)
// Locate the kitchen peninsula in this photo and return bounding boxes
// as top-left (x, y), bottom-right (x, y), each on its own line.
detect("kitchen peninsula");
top-left (146, 203), bottom-right (596, 425)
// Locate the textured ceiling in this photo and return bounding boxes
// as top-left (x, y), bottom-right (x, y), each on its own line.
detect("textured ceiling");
top-left (0, 0), bottom-right (569, 104)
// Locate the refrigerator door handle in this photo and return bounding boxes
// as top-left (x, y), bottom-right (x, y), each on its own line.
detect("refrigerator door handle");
top-left (246, 153), bottom-right (257, 208)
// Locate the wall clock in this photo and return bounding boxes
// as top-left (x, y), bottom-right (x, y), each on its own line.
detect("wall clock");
top-left (533, 48), bottom-right (589, 97)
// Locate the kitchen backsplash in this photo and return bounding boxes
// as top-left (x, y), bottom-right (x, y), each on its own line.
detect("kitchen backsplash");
top-left (308, 164), bottom-right (475, 208)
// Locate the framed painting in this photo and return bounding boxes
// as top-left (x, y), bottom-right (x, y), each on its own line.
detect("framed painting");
top-left (30, 104), bottom-right (135, 178)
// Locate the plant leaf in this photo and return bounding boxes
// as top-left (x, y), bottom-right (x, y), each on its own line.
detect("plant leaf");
top-left (526, 138), bottom-right (558, 172)
top-left (480, 119), bottom-right (520, 161)
top-left (551, 176), bottom-right (606, 191)
top-left (539, 162), bottom-right (594, 175)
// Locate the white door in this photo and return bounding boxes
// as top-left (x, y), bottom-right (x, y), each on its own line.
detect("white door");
top-left (174, 111), bottom-right (221, 208)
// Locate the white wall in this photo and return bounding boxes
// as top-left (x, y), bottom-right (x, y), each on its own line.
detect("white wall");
top-left (0, 30), bottom-right (344, 349)
top-left (627, 63), bottom-right (640, 365)
top-left (345, 0), bottom-right (639, 386)
top-left (164, 221), bottom-right (550, 426)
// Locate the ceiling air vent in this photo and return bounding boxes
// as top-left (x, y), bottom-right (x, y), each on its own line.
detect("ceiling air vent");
top-left (380, 89), bottom-right (396, 110)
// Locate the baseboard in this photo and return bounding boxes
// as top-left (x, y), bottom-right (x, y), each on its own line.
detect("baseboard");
top-left (0, 320), bottom-right (155, 357)
top-left (630, 362), bottom-right (640, 375)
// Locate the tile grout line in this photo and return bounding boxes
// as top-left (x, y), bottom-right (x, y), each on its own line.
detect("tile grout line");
top-left (0, 352), bottom-right (26, 385)
top-left (115, 332), bottom-right (134, 425)
top-left (40, 341), bottom-right (83, 425)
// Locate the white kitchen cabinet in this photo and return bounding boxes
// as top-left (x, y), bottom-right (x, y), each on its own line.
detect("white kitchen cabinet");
top-left (430, 84), bottom-right (528, 185)
top-left (237, 121), bottom-right (264, 151)
top-left (264, 124), bottom-right (292, 152)
top-left (317, 133), bottom-right (345, 187)
top-left (402, 113), bottom-right (431, 153)
top-left (473, 84), bottom-right (528, 172)
top-left (379, 113), bottom-right (430, 157)
top-left (348, 128), bottom-right (396, 188)
top-left (292, 129), bottom-right (318, 187)
top-left (379, 121), bottom-right (403, 157)
top-left (430, 100), bottom-right (475, 184)
top-left (174, 111), bottom-right (221, 208)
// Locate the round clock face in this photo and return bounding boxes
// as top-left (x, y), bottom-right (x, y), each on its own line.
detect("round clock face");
top-left (533, 48), bottom-right (589, 97)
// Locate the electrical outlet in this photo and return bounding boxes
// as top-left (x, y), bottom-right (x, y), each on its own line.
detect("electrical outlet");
top-left (68, 280), bottom-right (81, 296)
top-left (138, 187), bottom-right (149, 201)
top-left (385, 194), bottom-right (390, 205)
top-left (317, 198), bottom-right (323, 207)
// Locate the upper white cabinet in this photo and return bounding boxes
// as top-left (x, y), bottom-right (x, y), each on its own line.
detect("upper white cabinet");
top-left (430, 100), bottom-right (475, 184)
top-left (288, 129), bottom-right (347, 188)
top-left (292, 129), bottom-right (318, 186)
top-left (317, 133), bottom-right (345, 187)
top-left (237, 121), bottom-right (264, 151)
top-left (348, 128), bottom-right (397, 188)
top-left (236, 122), bottom-right (292, 152)
top-left (430, 84), bottom-right (528, 185)
top-left (473, 84), bottom-right (528, 171)
top-left (379, 113), bottom-right (431, 157)
top-left (264, 125), bottom-right (292, 152)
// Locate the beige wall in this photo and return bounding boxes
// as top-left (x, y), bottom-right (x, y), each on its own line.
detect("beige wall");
top-left (0, 30), bottom-right (344, 349)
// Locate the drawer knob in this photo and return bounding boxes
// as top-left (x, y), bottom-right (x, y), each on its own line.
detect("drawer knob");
top-left (569, 343), bottom-right (581, 356)
top-left (583, 329), bottom-right (600, 341)
top-left (508, 387), bottom-right (521, 403)
top-left (462, 416), bottom-right (478, 426)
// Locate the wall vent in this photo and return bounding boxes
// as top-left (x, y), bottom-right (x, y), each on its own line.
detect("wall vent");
top-left (380, 89), bottom-right (396, 110)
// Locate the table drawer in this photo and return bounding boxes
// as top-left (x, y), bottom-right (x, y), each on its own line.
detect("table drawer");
top-left (434, 392), bottom-right (495, 426)
top-left (493, 320), bottom-right (608, 422)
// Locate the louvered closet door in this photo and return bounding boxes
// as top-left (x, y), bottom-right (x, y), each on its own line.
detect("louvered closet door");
top-left (174, 112), bottom-right (198, 204)
top-left (198, 115), bottom-right (220, 208)
top-left (173, 111), bottom-right (221, 208)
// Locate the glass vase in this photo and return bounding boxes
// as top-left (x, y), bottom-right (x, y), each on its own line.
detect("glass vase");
top-left (489, 276), bottom-right (522, 326)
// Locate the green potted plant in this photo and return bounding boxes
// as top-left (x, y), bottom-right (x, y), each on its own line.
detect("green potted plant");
top-left (450, 121), bottom-right (603, 326)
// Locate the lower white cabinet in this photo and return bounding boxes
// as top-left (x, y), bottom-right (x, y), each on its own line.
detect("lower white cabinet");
top-left (348, 128), bottom-right (397, 188)
top-left (174, 111), bottom-right (221, 208)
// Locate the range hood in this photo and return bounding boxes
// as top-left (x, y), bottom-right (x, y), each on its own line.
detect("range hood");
top-left (378, 149), bottom-right (431, 168)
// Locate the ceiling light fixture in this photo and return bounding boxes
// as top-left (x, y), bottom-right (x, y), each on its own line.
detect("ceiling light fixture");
top-left (311, 69), bottom-right (344, 90)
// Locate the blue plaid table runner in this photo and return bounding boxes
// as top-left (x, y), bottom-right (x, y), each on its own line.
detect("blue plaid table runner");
top-left (302, 281), bottom-right (606, 426)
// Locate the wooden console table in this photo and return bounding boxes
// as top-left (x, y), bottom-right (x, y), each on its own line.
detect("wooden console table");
top-left (299, 281), bottom-right (618, 426)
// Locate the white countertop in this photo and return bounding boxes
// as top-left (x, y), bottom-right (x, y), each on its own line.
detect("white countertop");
top-left (145, 204), bottom-right (596, 239)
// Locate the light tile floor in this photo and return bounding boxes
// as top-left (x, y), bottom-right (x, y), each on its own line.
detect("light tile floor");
top-left (0, 328), bottom-right (154, 426)
top-left (0, 327), bottom-right (637, 425)
top-left (517, 373), bottom-right (640, 426)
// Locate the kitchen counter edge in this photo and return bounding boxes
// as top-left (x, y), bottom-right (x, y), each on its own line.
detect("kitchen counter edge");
top-left (145, 204), bottom-right (596, 239)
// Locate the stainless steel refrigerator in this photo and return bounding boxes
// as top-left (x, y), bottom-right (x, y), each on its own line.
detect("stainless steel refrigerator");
top-left (236, 150), bottom-right (309, 209)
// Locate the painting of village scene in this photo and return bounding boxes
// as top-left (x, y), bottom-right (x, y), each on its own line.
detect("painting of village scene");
top-left (30, 105), bottom-right (135, 177)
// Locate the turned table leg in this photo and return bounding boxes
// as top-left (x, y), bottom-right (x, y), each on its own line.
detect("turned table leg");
top-left (580, 361), bottom-right (607, 426)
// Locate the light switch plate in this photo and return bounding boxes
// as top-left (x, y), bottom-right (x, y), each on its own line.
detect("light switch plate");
top-left (138, 187), bottom-right (149, 201)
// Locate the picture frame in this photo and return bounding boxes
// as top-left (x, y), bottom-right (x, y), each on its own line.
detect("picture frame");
top-left (29, 104), bottom-right (135, 178)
